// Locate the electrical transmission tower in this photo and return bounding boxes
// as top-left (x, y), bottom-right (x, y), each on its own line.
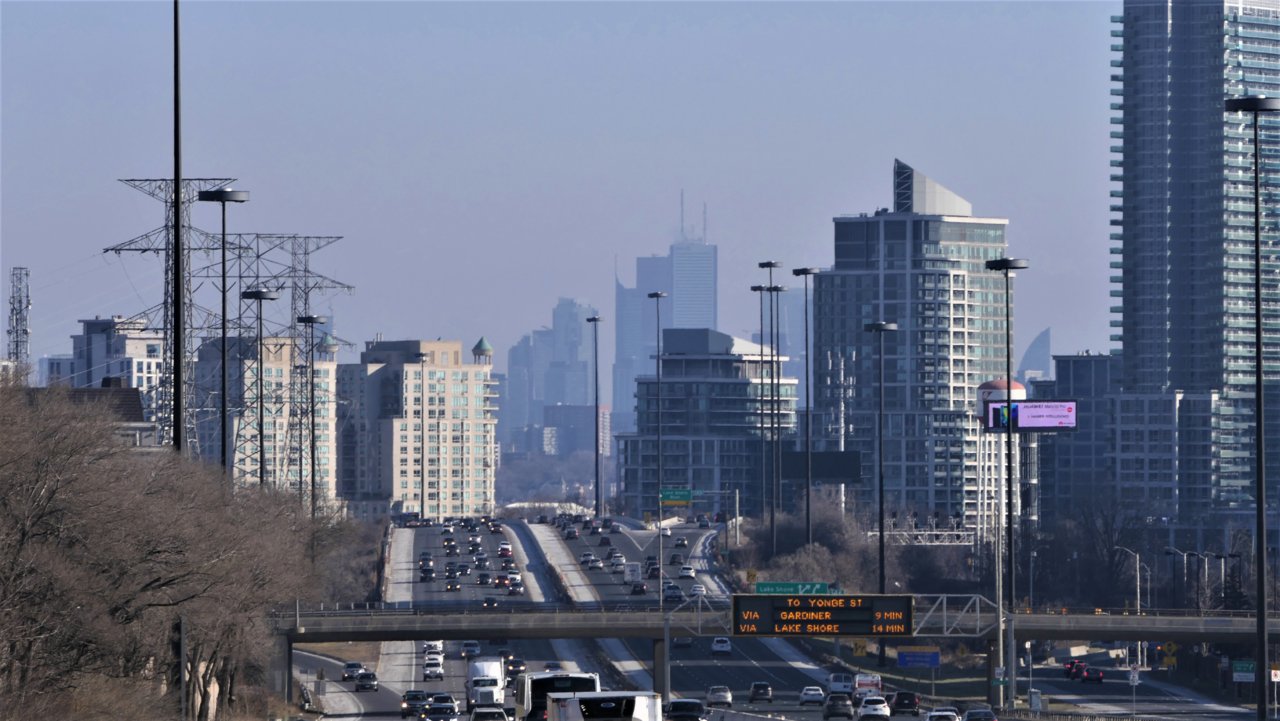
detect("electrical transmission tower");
top-left (7, 267), bottom-right (30, 367)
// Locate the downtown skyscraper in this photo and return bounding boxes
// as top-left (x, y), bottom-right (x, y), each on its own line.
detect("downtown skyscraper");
top-left (1112, 0), bottom-right (1280, 512)
top-left (612, 232), bottom-right (718, 433)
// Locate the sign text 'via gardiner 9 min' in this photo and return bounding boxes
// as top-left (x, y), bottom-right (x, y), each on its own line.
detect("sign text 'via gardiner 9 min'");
top-left (732, 594), bottom-right (915, 637)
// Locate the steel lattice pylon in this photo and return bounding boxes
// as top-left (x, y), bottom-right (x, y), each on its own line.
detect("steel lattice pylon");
top-left (7, 267), bottom-right (30, 367)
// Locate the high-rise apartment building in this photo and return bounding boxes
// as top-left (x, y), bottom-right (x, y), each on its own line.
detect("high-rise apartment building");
top-left (617, 328), bottom-right (794, 518)
top-left (613, 236), bottom-right (718, 434)
top-left (43, 317), bottom-right (165, 421)
top-left (813, 161), bottom-right (1031, 533)
top-left (1113, 0), bottom-right (1280, 508)
top-left (336, 338), bottom-right (498, 521)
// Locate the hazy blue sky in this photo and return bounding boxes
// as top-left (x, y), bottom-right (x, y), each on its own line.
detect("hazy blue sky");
top-left (2, 1), bottom-right (1117, 389)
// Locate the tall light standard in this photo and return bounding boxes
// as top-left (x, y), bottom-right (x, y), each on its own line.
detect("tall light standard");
top-left (865, 321), bottom-right (896, 667)
top-left (793, 267), bottom-right (819, 546)
top-left (587, 316), bottom-right (603, 519)
top-left (415, 351), bottom-right (429, 519)
top-left (241, 289), bottom-right (278, 486)
top-left (1117, 546), bottom-right (1142, 619)
top-left (297, 315), bottom-right (326, 522)
top-left (648, 291), bottom-right (668, 603)
top-left (986, 256), bottom-right (1028, 710)
top-left (197, 188), bottom-right (248, 470)
top-left (751, 284), bottom-right (768, 521)
top-left (1165, 547), bottom-right (1193, 609)
top-left (1225, 96), bottom-right (1280, 714)
top-left (767, 284), bottom-right (787, 558)
top-left (758, 261), bottom-right (781, 555)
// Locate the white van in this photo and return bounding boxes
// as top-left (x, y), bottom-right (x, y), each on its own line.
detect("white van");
top-left (826, 673), bottom-right (854, 695)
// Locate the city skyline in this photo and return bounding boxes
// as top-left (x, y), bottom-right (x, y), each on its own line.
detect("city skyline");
top-left (2, 2), bottom-right (1115, 386)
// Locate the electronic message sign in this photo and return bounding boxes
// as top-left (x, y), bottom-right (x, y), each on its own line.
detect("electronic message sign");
top-left (732, 594), bottom-right (914, 637)
top-left (983, 400), bottom-right (1077, 431)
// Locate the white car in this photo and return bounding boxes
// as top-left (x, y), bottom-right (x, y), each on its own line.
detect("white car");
top-left (423, 640), bottom-right (444, 655)
top-left (660, 527), bottom-right (673, 537)
top-left (706, 685), bottom-right (733, 708)
top-left (857, 696), bottom-right (890, 719)
top-left (927, 712), bottom-right (959, 721)
top-left (424, 651), bottom-right (444, 665)
top-left (507, 571), bottom-right (523, 584)
top-left (799, 686), bottom-right (825, 705)
top-left (460, 641), bottom-right (481, 658)
top-left (422, 659), bottom-right (444, 681)
top-left (678, 565), bottom-right (696, 579)
top-left (498, 541), bottom-right (512, 551)
top-left (710, 637), bottom-right (732, 656)
top-left (690, 584), bottom-right (706, 596)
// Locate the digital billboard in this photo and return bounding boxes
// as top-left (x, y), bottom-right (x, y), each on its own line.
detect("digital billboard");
top-left (983, 400), bottom-right (1077, 431)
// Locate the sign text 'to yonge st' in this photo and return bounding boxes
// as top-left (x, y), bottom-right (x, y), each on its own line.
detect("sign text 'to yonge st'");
top-left (732, 594), bottom-right (915, 637)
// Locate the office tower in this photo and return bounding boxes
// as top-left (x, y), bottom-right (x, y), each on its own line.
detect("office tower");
top-left (500, 298), bottom-right (598, 453)
top-left (813, 160), bottom-right (1035, 533)
top-left (1113, 0), bottom-right (1280, 507)
top-left (617, 328), bottom-right (794, 518)
top-left (336, 338), bottom-right (498, 521)
top-left (1032, 353), bottom-right (1120, 521)
top-left (613, 235), bottom-right (719, 434)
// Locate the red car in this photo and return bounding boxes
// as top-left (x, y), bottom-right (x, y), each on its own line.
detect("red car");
top-left (1063, 659), bottom-right (1083, 678)
top-left (1081, 667), bottom-right (1104, 684)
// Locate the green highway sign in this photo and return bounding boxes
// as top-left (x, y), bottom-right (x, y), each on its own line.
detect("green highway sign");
top-left (660, 488), bottom-right (692, 505)
top-left (754, 581), bottom-right (831, 595)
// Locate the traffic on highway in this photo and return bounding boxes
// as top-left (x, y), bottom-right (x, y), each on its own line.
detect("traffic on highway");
top-left (292, 512), bottom-right (1243, 721)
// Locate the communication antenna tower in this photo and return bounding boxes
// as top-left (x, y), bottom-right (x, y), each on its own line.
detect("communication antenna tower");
top-left (7, 267), bottom-right (30, 366)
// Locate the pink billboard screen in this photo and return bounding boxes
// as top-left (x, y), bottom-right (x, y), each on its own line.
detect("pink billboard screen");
top-left (984, 400), bottom-right (1077, 431)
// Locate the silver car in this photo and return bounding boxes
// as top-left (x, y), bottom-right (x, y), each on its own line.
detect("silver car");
top-left (706, 685), bottom-right (733, 708)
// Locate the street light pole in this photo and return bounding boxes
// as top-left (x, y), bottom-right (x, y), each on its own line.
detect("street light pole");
top-left (241, 289), bottom-right (278, 486)
top-left (196, 188), bottom-right (248, 471)
top-left (758, 261), bottom-right (781, 557)
top-left (768, 284), bottom-right (787, 559)
top-left (587, 316), bottom-right (603, 519)
top-left (1227, 95), bottom-right (1280, 719)
top-left (751, 284), bottom-right (767, 522)
top-left (986, 256), bottom-right (1029, 711)
top-left (1165, 546), bottom-right (1191, 609)
top-left (1117, 546), bottom-right (1141, 619)
top-left (648, 291), bottom-right (667, 614)
top-left (865, 321), bottom-right (896, 667)
top-left (793, 268), bottom-right (819, 547)
top-left (298, 316), bottom-right (325, 525)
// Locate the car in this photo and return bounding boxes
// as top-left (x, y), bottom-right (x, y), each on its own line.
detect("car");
top-left (610, 560), bottom-right (626, 573)
top-left (494, 576), bottom-right (510, 589)
top-left (674, 536), bottom-right (689, 548)
top-left (445, 547), bottom-right (460, 557)
top-left (475, 558), bottom-right (491, 570)
top-left (630, 582), bottom-right (648, 595)
top-left (608, 549), bottom-right (624, 559)
top-left (710, 637), bottom-right (732, 656)
top-left (666, 699), bottom-right (707, 721)
top-left (543, 661), bottom-right (564, 671)
top-left (457, 563), bottom-right (471, 576)
top-left (506, 658), bottom-right (527, 676)
top-left (564, 529), bottom-right (579, 540)
top-left (856, 696), bottom-right (890, 719)
top-left (580, 552), bottom-right (597, 566)
top-left (500, 558), bottom-right (516, 571)
top-left (498, 547), bottom-right (513, 558)
top-left (748, 681), bottom-right (774, 703)
top-left (670, 553), bottom-right (684, 565)
top-left (508, 582), bottom-right (526, 596)
top-left (588, 558), bottom-right (605, 570)
top-left (698, 519), bottom-right (710, 528)
top-left (672, 636), bottom-right (694, 648)
top-left (422, 659), bottom-right (445, 681)
top-left (446, 579), bottom-right (462, 592)
top-left (706, 685), bottom-right (733, 708)
top-left (445, 569), bottom-right (458, 580)
top-left (647, 565), bottom-right (662, 579)
top-left (507, 571), bottom-right (523, 584)
top-left (663, 586), bottom-right (684, 603)
top-left (925, 712), bottom-right (958, 721)
top-left (477, 572), bottom-right (491, 585)
top-left (824, 694), bottom-right (855, 720)
top-left (889, 690), bottom-right (920, 715)
top-left (354, 671), bottom-right (379, 692)
top-left (431, 694), bottom-right (460, 714)
top-left (1070, 663), bottom-right (1088, 680)
top-left (799, 686), bottom-right (826, 706)
top-left (1081, 667), bottom-right (1105, 683)
top-left (342, 661), bottom-right (366, 681)
top-left (469, 534), bottom-right (481, 544)
top-left (461, 640), bottom-right (481, 658)
top-left (599, 536), bottom-right (612, 547)
top-left (423, 639), bottom-right (444, 654)
top-left (1063, 658), bottom-right (1083, 678)
top-left (958, 710), bottom-right (997, 721)
top-left (661, 527), bottom-right (673, 537)
top-left (469, 707), bottom-right (508, 721)
top-left (424, 651), bottom-right (444, 664)
top-left (441, 526), bottom-right (454, 535)
top-left (690, 584), bottom-right (707, 596)
top-left (403, 689), bottom-right (432, 718)
top-left (419, 552), bottom-right (434, 568)
top-left (482, 597), bottom-right (499, 608)
top-left (611, 524), bottom-right (622, 534)
top-left (420, 568), bottom-right (436, 582)
top-left (679, 565), bottom-right (696, 579)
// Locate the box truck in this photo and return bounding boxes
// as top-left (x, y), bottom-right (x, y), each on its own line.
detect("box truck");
top-left (467, 657), bottom-right (507, 711)
top-left (546, 691), bottom-right (660, 721)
